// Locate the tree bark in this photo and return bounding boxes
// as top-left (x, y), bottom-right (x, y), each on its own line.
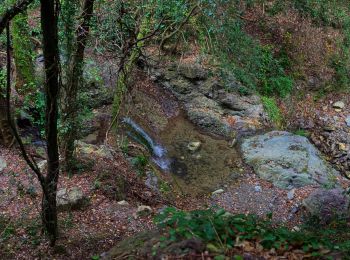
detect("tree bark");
top-left (62, 0), bottom-right (95, 173)
top-left (0, 0), bottom-right (34, 146)
top-left (40, 0), bottom-right (60, 246)
top-left (0, 0), bottom-right (34, 34)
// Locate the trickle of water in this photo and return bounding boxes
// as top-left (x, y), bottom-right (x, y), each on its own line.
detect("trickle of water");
top-left (122, 117), bottom-right (170, 170)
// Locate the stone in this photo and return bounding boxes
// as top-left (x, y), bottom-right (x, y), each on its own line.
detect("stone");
top-left (333, 101), bottom-right (345, 109)
top-left (177, 64), bottom-right (208, 80)
top-left (166, 78), bottom-right (192, 94)
top-left (187, 141), bottom-right (201, 152)
top-left (303, 188), bottom-right (350, 224)
top-left (338, 143), bottom-right (347, 151)
top-left (212, 189), bottom-right (224, 195)
top-left (292, 226), bottom-right (300, 232)
top-left (241, 131), bottom-right (339, 189)
top-left (117, 200), bottom-right (130, 206)
top-left (323, 125), bottom-right (336, 132)
top-left (75, 141), bottom-right (114, 161)
top-left (145, 172), bottom-right (159, 192)
top-left (57, 187), bottom-right (86, 211)
top-left (137, 205), bottom-right (153, 216)
top-left (0, 156), bottom-right (7, 172)
top-left (287, 189), bottom-right (295, 200)
top-left (345, 116), bottom-right (350, 127)
top-left (37, 160), bottom-right (47, 172)
top-left (254, 185), bottom-right (262, 192)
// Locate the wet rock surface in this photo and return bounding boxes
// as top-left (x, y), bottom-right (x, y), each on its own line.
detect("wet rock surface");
top-left (241, 131), bottom-right (339, 189)
top-left (150, 63), bottom-right (268, 138)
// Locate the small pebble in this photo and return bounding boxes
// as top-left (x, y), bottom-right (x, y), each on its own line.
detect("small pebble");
top-left (212, 189), bottom-right (224, 195)
top-left (287, 189), bottom-right (295, 200)
top-left (254, 185), bottom-right (262, 192)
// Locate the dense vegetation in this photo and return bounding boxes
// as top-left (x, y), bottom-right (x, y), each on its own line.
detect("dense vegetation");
top-left (0, 0), bottom-right (350, 259)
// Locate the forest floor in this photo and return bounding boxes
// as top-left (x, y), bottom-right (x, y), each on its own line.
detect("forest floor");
top-left (2, 65), bottom-right (350, 258)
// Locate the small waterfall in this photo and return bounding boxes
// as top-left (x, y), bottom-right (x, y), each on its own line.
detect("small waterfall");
top-left (122, 117), bottom-right (170, 170)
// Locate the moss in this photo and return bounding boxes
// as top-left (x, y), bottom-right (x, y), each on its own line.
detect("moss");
top-left (11, 12), bottom-right (36, 93)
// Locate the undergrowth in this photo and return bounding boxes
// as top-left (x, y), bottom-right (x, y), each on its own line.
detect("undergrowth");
top-left (261, 96), bottom-right (283, 128)
top-left (155, 207), bottom-right (350, 258)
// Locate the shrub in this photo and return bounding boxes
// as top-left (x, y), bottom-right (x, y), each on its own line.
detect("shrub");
top-left (154, 207), bottom-right (349, 257)
top-left (261, 96), bottom-right (283, 127)
top-left (197, 1), bottom-right (293, 97)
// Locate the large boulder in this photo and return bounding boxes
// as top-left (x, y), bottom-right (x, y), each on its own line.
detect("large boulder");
top-left (241, 131), bottom-right (339, 189)
top-left (57, 187), bottom-right (87, 211)
top-left (0, 156), bottom-right (6, 172)
top-left (303, 188), bottom-right (350, 224)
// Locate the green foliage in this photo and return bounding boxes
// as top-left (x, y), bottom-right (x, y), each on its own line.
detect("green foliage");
top-left (294, 129), bottom-right (310, 137)
top-left (197, 1), bottom-right (293, 97)
top-left (11, 12), bottom-right (36, 89)
top-left (155, 207), bottom-right (350, 257)
top-left (131, 154), bottom-right (149, 176)
top-left (22, 88), bottom-right (46, 133)
top-left (0, 215), bottom-right (15, 241)
top-left (261, 96), bottom-right (283, 127)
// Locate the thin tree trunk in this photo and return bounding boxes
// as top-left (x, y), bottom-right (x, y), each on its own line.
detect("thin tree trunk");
top-left (62, 0), bottom-right (95, 173)
top-left (0, 0), bottom-right (35, 146)
top-left (40, 0), bottom-right (60, 246)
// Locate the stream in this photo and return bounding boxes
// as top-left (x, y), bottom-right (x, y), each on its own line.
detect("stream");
top-left (122, 113), bottom-right (242, 195)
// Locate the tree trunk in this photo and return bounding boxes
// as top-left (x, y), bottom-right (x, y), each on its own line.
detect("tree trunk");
top-left (40, 0), bottom-right (60, 246)
top-left (62, 0), bottom-right (95, 173)
top-left (0, 95), bottom-right (13, 146)
top-left (112, 16), bottom-right (150, 118)
top-left (0, 0), bottom-right (35, 146)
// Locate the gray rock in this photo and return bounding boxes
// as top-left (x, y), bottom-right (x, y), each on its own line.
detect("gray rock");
top-left (345, 116), bottom-right (350, 127)
top-left (303, 188), bottom-right (350, 224)
top-left (75, 141), bottom-right (114, 161)
top-left (0, 157), bottom-right (7, 172)
top-left (333, 101), bottom-right (345, 109)
top-left (254, 185), bottom-right (262, 192)
top-left (137, 205), bottom-right (152, 216)
top-left (145, 172), bottom-right (159, 192)
top-left (241, 131), bottom-right (339, 189)
top-left (177, 64), bottom-right (208, 80)
top-left (187, 141), bottom-right (201, 152)
top-left (187, 108), bottom-right (231, 137)
top-left (57, 187), bottom-right (86, 211)
top-left (166, 78), bottom-right (192, 94)
top-left (212, 189), bottom-right (224, 195)
top-left (117, 200), bottom-right (130, 206)
top-left (287, 189), bottom-right (295, 200)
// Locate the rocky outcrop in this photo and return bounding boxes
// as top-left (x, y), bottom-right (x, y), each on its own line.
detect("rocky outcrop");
top-left (303, 188), bottom-right (350, 224)
top-left (151, 63), bottom-right (267, 138)
top-left (241, 131), bottom-right (339, 189)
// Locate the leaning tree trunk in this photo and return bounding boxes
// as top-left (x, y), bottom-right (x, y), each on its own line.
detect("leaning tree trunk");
top-left (40, 0), bottom-right (60, 246)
